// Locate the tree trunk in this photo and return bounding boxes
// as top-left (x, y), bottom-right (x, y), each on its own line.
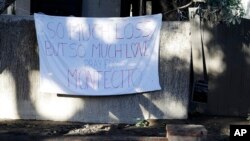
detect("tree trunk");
top-left (0, 0), bottom-right (15, 14)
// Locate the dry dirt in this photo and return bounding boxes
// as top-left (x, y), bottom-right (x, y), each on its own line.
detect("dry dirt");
top-left (0, 115), bottom-right (249, 141)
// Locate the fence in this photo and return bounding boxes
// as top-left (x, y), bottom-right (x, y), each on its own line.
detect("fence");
top-left (190, 15), bottom-right (250, 117)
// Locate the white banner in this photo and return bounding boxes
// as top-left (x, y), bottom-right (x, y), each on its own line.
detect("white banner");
top-left (34, 13), bottom-right (162, 96)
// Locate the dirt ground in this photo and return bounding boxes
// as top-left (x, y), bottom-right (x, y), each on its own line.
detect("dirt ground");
top-left (0, 115), bottom-right (249, 141)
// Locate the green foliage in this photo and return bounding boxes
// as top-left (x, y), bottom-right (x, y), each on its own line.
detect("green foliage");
top-left (201, 0), bottom-right (245, 24)
top-left (135, 119), bottom-right (149, 127)
top-left (247, 113), bottom-right (250, 121)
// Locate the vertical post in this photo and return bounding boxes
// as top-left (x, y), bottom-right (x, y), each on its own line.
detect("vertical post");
top-left (139, 0), bottom-right (143, 15)
top-left (15, 0), bottom-right (30, 15)
top-left (146, 0), bottom-right (152, 15)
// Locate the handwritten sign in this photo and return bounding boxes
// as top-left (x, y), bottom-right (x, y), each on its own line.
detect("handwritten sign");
top-left (34, 13), bottom-right (162, 96)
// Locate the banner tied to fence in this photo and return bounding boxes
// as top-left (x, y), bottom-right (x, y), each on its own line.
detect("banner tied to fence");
top-left (34, 13), bottom-right (162, 96)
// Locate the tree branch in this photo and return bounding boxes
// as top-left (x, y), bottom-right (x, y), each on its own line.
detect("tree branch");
top-left (163, 0), bottom-right (193, 15)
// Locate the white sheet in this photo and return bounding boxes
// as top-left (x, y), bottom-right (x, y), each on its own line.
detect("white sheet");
top-left (34, 13), bottom-right (162, 96)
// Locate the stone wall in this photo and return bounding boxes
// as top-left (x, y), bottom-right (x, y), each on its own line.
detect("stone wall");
top-left (0, 15), bottom-right (190, 123)
top-left (82, 0), bottom-right (121, 17)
